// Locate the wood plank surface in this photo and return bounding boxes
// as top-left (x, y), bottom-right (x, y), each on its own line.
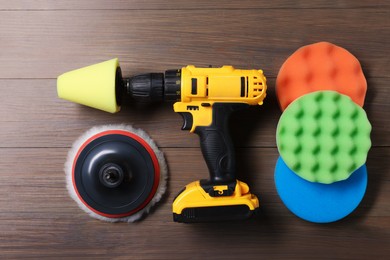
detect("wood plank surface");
top-left (0, 9), bottom-right (389, 79)
top-left (0, 77), bottom-right (388, 148)
top-left (0, 1), bottom-right (389, 259)
top-left (0, 147), bottom-right (389, 258)
top-left (1, 0), bottom-right (389, 10)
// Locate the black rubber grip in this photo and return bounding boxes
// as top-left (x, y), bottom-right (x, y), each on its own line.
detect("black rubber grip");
top-left (194, 103), bottom-right (249, 184)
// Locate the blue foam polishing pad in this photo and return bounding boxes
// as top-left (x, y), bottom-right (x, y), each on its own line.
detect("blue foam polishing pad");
top-left (274, 157), bottom-right (367, 223)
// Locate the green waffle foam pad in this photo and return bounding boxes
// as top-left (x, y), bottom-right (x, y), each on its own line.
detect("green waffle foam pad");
top-left (276, 91), bottom-right (371, 184)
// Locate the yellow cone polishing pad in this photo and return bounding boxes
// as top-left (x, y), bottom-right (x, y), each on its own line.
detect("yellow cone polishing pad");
top-left (65, 124), bottom-right (168, 222)
top-left (57, 58), bottom-right (122, 113)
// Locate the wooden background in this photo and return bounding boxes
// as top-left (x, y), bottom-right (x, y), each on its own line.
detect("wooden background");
top-left (0, 1), bottom-right (389, 258)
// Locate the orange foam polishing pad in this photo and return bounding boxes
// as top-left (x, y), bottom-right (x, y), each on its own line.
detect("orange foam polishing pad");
top-left (276, 42), bottom-right (367, 111)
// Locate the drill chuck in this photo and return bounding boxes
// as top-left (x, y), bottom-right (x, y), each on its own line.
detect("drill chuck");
top-left (125, 70), bottom-right (181, 104)
top-left (126, 73), bottom-right (164, 103)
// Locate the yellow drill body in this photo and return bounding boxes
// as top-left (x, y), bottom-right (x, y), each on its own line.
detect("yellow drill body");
top-left (174, 65), bottom-right (267, 132)
top-left (172, 65), bottom-right (267, 222)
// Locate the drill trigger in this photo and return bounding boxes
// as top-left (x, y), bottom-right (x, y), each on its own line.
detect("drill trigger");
top-left (179, 112), bottom-right (193, 131)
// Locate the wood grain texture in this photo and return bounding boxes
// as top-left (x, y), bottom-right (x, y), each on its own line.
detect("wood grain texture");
top-left (0, 77), bottom-right (388, 148)
top-left (0, 148), bottom-right (388, 258)
top-left (0, 1), bottom-right (389, 259)
top-left (0, 9), bottom-right (389, 79)
top-left (1, 0), bottom-right (389, 10)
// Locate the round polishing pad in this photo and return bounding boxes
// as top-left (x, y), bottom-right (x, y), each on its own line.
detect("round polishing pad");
top-left (276, 91), bottom-right (371, 184)
top-left (275, 157), bottom-right (367, 223)
top-left (276, 42), bottom-right (367, 111)
top-left (65, 125), bottom-right (168, 222)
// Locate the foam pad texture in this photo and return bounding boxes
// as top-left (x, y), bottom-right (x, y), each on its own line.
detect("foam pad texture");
top-left (57, 58), bottom-right (120, 113)
top-left (276, 42), bottom-right (367, 110)
top-left (274, 157), bottom-right (367, 223)
top-left (276, 91), bottom-right (371, 184)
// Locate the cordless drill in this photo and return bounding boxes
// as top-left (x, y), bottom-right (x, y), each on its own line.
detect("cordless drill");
top-left (57, 58), bottom-right (267, 223)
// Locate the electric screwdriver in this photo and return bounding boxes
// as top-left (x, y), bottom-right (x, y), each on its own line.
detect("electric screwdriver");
top-left (57, 59), bottom-right (267, 222)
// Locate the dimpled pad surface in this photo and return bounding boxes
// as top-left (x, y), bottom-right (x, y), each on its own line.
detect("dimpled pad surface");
top-left (276, 42), bottom-right (367, 111)
top-left (274, 157), bottom-right (367, 223)
top-left (276, 91), bottom-right (371, 184)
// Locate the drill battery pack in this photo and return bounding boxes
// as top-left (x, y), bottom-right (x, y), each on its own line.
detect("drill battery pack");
top-left (173, 180), bottom-right (259, 223)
